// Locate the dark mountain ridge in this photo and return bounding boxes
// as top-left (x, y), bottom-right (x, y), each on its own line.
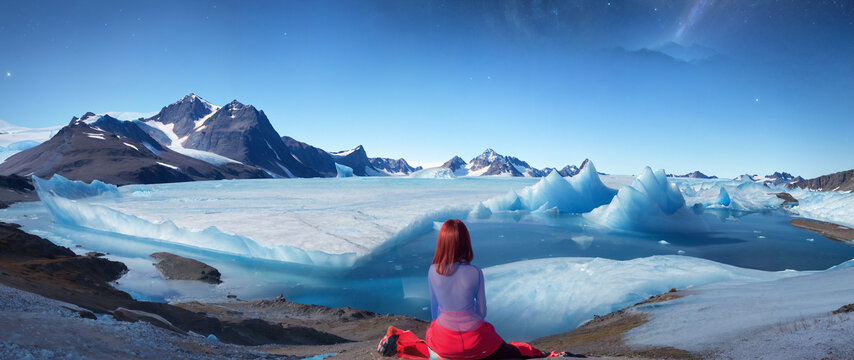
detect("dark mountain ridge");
top-left (790, 169), bottom-right (854, 192)
top-left (0, 115), bottom-right (268, 185)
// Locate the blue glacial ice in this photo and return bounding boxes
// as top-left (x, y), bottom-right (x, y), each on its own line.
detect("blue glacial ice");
top-left (408, 167), bottom-right (456, 179)
top-left (33, 179), bottom-right (357, 267)
top-left (335, 163), bottom-right (354, 177)
top-left (33, 174), bottom-right (119, 199)
top-left (483, 255), bottom-right (803, 340)
top-left (480, 161), bottom-right (617, 214)
top-left (585, 167), bottom-right (694, 232)
top-left (787, 187), bottom-right (854, 227)
top-left (711, 187), bottom-right (731, 207)
top-left (677, 180), bottom-right (784, 212)
top-left (0, 140), bottom-right (41, 162)
top-left (30, 177), bottom-right (539, 266)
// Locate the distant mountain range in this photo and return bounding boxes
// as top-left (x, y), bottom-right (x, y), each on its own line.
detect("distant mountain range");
top-left (667, 171), bottom-right (717, 179)
top-left (6, 93), bottom-right (838, 190)
top-left (2, 94), bottom-right (585, 185)
top-left (435, 149), bottom-right (585, 178)
top-left (733, 172), bottom-right (804, 185)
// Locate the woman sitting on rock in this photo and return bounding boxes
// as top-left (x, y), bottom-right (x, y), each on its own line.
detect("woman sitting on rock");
top-left (425, 219), bottom-right (567, 359)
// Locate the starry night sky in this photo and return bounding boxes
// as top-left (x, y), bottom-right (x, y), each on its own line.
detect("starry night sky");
top-left (1, 0), bottom-right (852, 177)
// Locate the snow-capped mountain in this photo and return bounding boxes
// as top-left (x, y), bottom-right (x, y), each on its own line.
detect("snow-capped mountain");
top-left (144, 93), bottom-right (219, 139)
top-left (668, 171), bottom-right (717, 179)
top-left (0, 114), bottom-right (269, 185)
top-left (548, 164), bottom-right (581, 177)
top-left (143, 95), bottom-right (320, 178)
top-left (329, 145), bottom-right (383, 176)
top-left (734, 174), bottom-right (759, 182)
top-left (463, 149), bottom-right (544, 177)
top-left (756, 172), bottom-right (803, 185)
top-left (734, 172), bottom-right (803, 185)
top-left (369, 157), bottom-right (422, 175)
top-left (441, 156), bottom-right (468, 176)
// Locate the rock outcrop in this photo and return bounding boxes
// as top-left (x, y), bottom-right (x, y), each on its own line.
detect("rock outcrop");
top-left (150, 252), bottom-right (222, 284)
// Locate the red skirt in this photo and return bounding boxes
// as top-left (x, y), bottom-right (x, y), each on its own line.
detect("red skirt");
top-left (425, 320), bottom-right (504, 360)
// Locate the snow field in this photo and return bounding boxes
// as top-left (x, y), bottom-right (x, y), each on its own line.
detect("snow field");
top-left (625, 260), bottom-right (854, 356)
top-left (482, 255), bottom-right (803, 340)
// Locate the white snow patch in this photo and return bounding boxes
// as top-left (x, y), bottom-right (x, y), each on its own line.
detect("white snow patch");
top-left (276, 163), bottom-right (295, 178)
top-left (0, 121), bottom-right (63, 147)
top-left (143, 120), bottom-right (241, 166)
top-left (156, 162), bottom-right (180, 171)
top-left (123, 142), bottom-right (139, 151)
top-left (330, 148), bottom-right (357, 158)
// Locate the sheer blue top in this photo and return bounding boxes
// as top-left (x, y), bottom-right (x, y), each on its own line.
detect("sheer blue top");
top-left (428, 263), bottom-right (486, 332)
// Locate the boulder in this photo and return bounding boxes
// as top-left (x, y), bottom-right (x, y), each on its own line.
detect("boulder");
top-left (150, 252), bottom-right (222, 284)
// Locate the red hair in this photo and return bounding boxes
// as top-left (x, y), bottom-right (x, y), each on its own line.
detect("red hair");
top-left (432, 219), bottom-right (473, 275)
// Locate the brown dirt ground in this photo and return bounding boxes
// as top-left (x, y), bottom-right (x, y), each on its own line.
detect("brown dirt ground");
top-left (790, 218), bottom-right (854, 242)
top-left (530, 290), bottom-right (698, 359)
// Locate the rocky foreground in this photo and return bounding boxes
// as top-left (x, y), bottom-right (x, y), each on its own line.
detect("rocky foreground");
top-left (0, 220), bottom-right (671, 359)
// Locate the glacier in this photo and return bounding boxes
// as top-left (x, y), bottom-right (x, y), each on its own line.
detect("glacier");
top-left (483, 255), bottom-right (805, 340)
top-left (7, 172), bottom-right (854, 341)
top-left (785, 187), bottom-right (854, 228)
top-left (585, 167), bottom-right (698, 232)
top-left (35, 186), bottom-right (357, 267)
top-left (30, 177), bottom-right (540, 266)
top-left (675, 177), bottom-right (854, 227)
top-left (32, 174), bottom-right (119, 199)
top-left (408, 167), bottom-right (456, 179)
top-left (335, 163), bottom-right (354, 177)
top-left (479, 161), bottom-right (618, 213)
top-left (0, 140), bottom-right (41, 162)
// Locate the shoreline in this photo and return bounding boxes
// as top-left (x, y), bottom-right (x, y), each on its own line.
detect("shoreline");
top-left (790, 218), bottom-right (854, 242)
top-left (3, 212), bottom-right (854, 358)
top-left (0, 220), bottom-right (677, 359)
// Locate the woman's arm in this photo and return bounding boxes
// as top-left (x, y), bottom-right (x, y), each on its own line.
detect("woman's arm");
top-left (429, 271), bottom-right (439, 320)
top-left (475, 267), bottom-right (486, 318)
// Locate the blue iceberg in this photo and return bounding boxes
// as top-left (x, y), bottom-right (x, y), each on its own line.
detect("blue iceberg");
top-left (481, 160), bottom-right (617, 214)
top-left (33, 174), bottom-right (119, 199)
top-left (586, 167), bottom-right (696, 232)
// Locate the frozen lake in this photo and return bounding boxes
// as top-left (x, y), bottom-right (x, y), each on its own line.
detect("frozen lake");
top-left (4, 172), bottom-right (854, 340)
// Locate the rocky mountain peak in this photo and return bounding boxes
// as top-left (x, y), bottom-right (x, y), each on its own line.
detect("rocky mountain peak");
top-left (469, 148), bottom-right (505, 171)
top-left (146, 94), bottom-right (219, 137)
top-left (442, 156), bottom-right (467, 171)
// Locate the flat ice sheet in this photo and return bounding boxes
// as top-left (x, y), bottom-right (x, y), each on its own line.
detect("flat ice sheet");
top-left (90, 177), bottom-right (539, 256)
